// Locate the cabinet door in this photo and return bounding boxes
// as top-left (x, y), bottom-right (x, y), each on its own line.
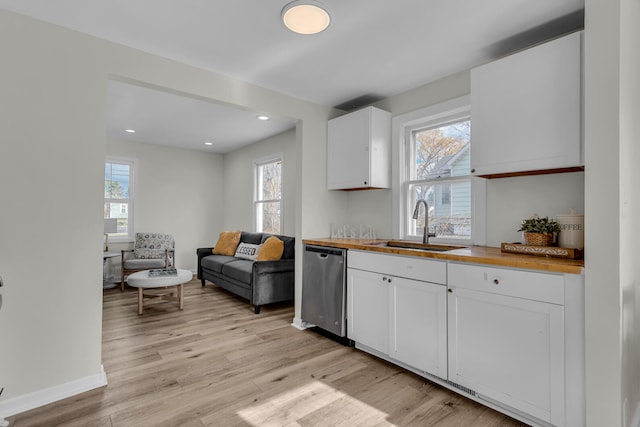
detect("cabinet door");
top-left (471, 31), bottom-right (582, 176)
top-left (328, 108), bottom-right (371, 189)
top-left (347, 268), bottom-right (388, 354)
top-left (327, 106), bottom-right (390, 189)
top-left (389, 277), bottom-right (447, 379)
top-left (448, 287), bottom-right (565, 425)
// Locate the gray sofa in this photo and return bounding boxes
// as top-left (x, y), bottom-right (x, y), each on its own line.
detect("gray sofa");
top-left (196, 232), bottom-right (295, 314)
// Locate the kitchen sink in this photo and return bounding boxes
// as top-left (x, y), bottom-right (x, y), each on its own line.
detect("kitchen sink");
top-left (365, 240), bottom-right (467, 252)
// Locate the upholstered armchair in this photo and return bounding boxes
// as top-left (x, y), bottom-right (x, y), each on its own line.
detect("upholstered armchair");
top-left (121, 232), bottom-right (175, 291)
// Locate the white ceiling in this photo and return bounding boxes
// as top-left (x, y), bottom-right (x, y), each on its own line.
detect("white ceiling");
top-left (106, 80), bottom-right (295, 153)
top-left (0, 0), bottom-right (584, 152)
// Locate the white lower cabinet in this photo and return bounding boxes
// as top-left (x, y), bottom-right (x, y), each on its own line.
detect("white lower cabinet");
top-left (389, 276), bottom-right (448, 379)
top-left (347, 267), bottom-right (389, 354)
top-left (447, 262), bottom-right (577, 427)
top-left (346, 251), bottom-right (584, 427)
top-left (448, 287), bottom-right (565, 424)
top-left (347, 250), bottom-right (447, 379)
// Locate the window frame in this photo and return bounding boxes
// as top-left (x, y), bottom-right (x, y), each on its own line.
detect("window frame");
top-left (253, 154), bottom-right (283, 234)
top-left (392, 95), bottom-right (486, 245)
top-left (104, 157), bottom-right (135, 243)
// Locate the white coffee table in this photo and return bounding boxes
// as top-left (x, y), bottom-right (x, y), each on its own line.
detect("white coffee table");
top-left (126, 269), bottom-right (193, 315)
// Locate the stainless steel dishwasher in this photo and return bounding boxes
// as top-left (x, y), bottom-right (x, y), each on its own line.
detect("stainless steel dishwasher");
top-left (301, 244), bottom-right (347, 337)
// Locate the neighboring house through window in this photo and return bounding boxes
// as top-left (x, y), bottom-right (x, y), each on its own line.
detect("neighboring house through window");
top-left (254, 155), bottom-right (282, 234)
top-left (394, 96), bottom-right (485, 244)
top-left (104, 159), bottom-right (134, 241)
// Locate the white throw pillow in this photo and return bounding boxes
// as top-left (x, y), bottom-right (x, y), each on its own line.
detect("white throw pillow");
top-left (234, 242), bottom-right (262, 261)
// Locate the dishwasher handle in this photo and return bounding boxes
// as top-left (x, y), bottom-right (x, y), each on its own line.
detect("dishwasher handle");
top-left (304, 245), bottom-right (345, 257)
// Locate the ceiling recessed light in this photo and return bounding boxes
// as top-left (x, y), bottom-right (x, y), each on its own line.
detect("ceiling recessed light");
top-left (125, 129), bottom-right (136, 133)
top-left (257, 115), bottom-right (270, 121)
top-left (282, 1), bottom-right (331, 35)
top-left (204, 141), bottom-right (213, 146)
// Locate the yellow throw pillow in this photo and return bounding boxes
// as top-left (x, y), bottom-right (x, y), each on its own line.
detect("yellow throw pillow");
top-left (212, 230), bottom-right (241, 256)
top-left (257, 236), bottom-right (284, 261)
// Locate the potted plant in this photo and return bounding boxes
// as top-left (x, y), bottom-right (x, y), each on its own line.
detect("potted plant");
top-left (518, 214), bottom-right (560, 246)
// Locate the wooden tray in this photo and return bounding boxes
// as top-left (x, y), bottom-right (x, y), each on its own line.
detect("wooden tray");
top-left (500, 242), bottom-right (583, 259)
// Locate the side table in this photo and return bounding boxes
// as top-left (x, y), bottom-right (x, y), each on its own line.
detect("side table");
top-left (103, 252), bottom-right (120, 289)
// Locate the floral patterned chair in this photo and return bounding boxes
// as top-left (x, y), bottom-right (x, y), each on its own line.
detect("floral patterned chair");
top-left (120, 233), bottom-right (175, 291)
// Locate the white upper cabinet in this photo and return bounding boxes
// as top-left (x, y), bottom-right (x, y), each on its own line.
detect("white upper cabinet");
top-left (471, 31), bottom-right (582, 177)
top-left (327, 106), bottom-right (391, 190)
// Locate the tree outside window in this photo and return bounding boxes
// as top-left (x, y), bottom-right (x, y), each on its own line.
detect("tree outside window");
top-left (255, 157), bottom-right (282, 234)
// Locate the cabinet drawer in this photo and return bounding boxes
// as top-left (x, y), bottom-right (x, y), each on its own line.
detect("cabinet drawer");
top-left (348, 250), bottom-right (446, 284)
top-left (448, 262), bottom-right (564, 304)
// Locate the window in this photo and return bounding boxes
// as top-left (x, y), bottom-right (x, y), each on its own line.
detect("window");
top-left (254, 156), bottom-right (282, 234)
top-left (407, 120), bottom-right (471, 240)
top-left (394, 96), bottom-right (484, 244)
top-left (104, 159), bottom-right (134, 241)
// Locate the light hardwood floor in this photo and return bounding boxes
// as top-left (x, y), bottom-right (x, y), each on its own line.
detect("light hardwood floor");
top-left (10, 279), bottom-right (527, 426)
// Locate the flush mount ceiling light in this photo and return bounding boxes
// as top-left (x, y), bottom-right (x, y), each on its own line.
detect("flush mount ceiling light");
top-left (282, 0), bottom-right (331, 35)
top-left (204, 141), bottom-right (213, 146)
top-left (257, 115), bottom-right (270, 121)
top-left (125, 129), bottom-right (136, 133)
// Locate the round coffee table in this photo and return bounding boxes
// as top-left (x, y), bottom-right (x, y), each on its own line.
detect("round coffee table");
top-left (126, 269), bottom-right (193, 315)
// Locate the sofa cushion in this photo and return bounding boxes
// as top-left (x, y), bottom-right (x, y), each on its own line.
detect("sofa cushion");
top-left (221, 259), bottom-right (254, 284)
top-left (201, 255), bottom-right (237, 273)
top-left (124, 258), bottom-right (166, 269)
top-left (235, 242), bottom-right (262, 261)
top-left (133, 233), bottom-right (174, 259)
top-left (261, 234), bottom-right (295, 259)
top-left (257, 236), bottom-right (284, 261)
top-left (212, 230), bottom-right (241, 256)
top-left (240, 231), bottom-right (264, 245)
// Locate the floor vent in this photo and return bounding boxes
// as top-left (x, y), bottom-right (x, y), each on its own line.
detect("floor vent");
top-left (445, 380), bottom-right (477, 397)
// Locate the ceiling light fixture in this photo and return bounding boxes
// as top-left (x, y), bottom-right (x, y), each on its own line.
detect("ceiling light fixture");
top-left (282, 1), bottom-right (330, 35)
top-left (125, 129), bottom-right (136, 133)
top-left (257, 115), bottom-right (270, 121)
top-left (204, 141), bottom-right (213, 146)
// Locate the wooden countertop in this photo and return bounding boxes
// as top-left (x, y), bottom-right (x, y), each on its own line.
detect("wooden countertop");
top-left (303, 238), bottom-right (584, 275)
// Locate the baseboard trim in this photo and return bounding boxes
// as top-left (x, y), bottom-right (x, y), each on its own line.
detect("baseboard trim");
top-left (290, 317), bottom-right (306, 330)
top-left (631, 400), bottom-right (640, 427)
top-left (0, 365), bottom-right (108, 419)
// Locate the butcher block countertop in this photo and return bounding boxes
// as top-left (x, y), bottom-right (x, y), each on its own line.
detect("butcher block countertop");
top-left (303, 238), bottom-right (584, 275)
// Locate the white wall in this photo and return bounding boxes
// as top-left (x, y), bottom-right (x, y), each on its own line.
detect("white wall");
top-left (346, 190), bottom-right (392, 239)
top-left (584, 0), bottom-right (640, 426)
top-left (619, 1), bottom-right (640, 424)
top-left (222, 129), bottom-right (297, 237)
top-left (0, 8), bottom-right (337, 416)
top-left (0, 10), bottom-right (107, 404)
top-left (485, 172), bottom-right (585, 247)
top-left (106, 138), bottom-right (224, 271)
top-left (583, 2), bottom-right (622, 426)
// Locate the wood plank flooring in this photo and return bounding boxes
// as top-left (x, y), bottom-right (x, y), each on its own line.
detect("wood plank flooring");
top-left (9, 279), bottom-right (527, 426)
